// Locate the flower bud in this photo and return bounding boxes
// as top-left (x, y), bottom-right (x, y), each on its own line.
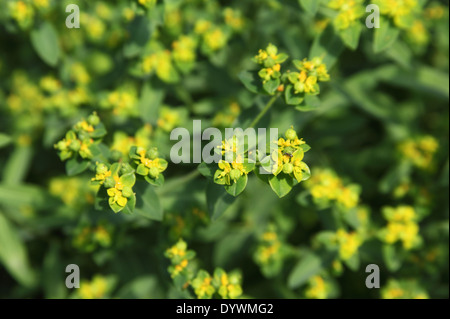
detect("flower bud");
top-left (230, 169), bottom-right (241, 182)
top-left (104, 176), bottom-right (115, 188)
top-left (87, 113), bottom-right (100, 126)
top-left (96, 163), bottom-right (108, 175)
top-left (69, 139), bottom-right (81, 152)
top-left (148, 147), bottom-right (159, 160)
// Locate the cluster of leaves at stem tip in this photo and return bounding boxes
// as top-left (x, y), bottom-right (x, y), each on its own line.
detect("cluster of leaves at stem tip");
top-left (55, 112), bottom-right (167, 214)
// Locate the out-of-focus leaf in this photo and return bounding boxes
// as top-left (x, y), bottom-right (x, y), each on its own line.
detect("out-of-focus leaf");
top-left (134, 182), bottom-right (163, 221)
top-left (2, 145), bottom-right (33, 185)
top-left (0, 213), bottom-right (36, 287)
top-left (206, 181), bottom-right (236, 221)
top-left (0, 133), bottom-right (12, 148)
top-left (288, 251), bottom-right (335, 289)
top-left (310, 25), bottom-right (344, 69)
top-left (30, 22), bottom-right (60, 67)
top-left (373, 17), bottom-right (399, 53)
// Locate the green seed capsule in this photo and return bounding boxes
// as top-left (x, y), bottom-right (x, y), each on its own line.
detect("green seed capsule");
top-left (283, 163), bottom-right (294, 174)
top-left (104, 176), bottom-right (115, 188)
top-left (148, 147), bottom-right (159, 160)
top-left (69, 139), bottom-right (81, 152)
top-left (149, 167), bottom-right (160, 179)
top-left (122, 186), bottom-right (133, 198)
top-left (285, 128), bottom-right (297, 141)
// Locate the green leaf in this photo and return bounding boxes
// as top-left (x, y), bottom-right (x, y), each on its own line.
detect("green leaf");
top-left (198, 162), bottom-right (217, 179)
top-left (263, 78), bottom-right (280, 95)
top-left (295, 94), bottom-right (320, 112)
top-left (134, 182), bottom-right (163, 221)
top-left (284, 84), bottom-right (304, 106)
top-left (383, 244), bottom-right (403, 272)
top-left (344, 253), bottom-right (360, 271)
top-left (144, 174), bottom-right (165, 187)
top-left (90, 123), bottom-right (107, 139)
top-left (120, 173), bottom-right (136, 188)
top-left (0, 213), bottom-right (36, 287)
top-left (373, 17), bottom-right (400, 53)
top-left (288, 251), bottom-right (332, 289)
top-left (123, 15), bottom-right (152, 58)
top-left (122, 193), bottom-right (136, 215)
top-left (300, 144), bottom-right (311, 153)
top-left (310, 25), bottom-right (344, 69)
top-left (138, 82), bottom-right (165, 124)
top-left (206, 181), bottom-right (236, 221)
top-left (30, 22), bottom-right (60, 67)
top-left (2, 145), bottom-right (33, 185)
top-left (299, 0), bottom-right (320, 15)
top-left (238, 70), bottom-right (261, 94)
top-left (225, 174), bottom-right (248, 197)
top-left (65, 157), bottom-right (90, 176)
top-left (137, 164), bottom-right (149, 176)
top-left (269, 173), bottom-right (296, 198)
top-left (339, 23), bottom-right (362, 50)
top-left (0, 133), bottom-right (12, 148)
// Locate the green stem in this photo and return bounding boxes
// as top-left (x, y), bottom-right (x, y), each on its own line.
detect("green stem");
top-left (248, 94), bottom-right (280, 129)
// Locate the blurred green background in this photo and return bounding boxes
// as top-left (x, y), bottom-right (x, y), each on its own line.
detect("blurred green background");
top-left (0, 0), bottom-right (448, 299)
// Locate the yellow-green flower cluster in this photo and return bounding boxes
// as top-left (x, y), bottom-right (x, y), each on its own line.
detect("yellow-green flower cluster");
top-left (373, 0), bottom-right (419, 29)
top-left (138, 0), bottom-right (157, 9)
top-left (381, 279), bottom-right (429, 299)
top-left (272, 128), bottom-right (310, 183)
top-left (304, 168), bottom-right (360, 210)
top-left (49, 177), bottom-right (96, 208)
top-left (165, 240), bottom-right (244, 299)
top-left (191, 270), bottom-right (215, 299)
top-left (334, 229), bottom-right (362, 260)
top-left (77, 276), bottom-right (110, 299)
top-left (8, 0), bottom-right (35, 29)
top-left (288, 58), bottom-right (330, 95)
top-left (254, 226), bottom-right (287, 277)
top-left (72, 221), bottom-right (113, 252)
top-left (379, 205), bottom-right (421, 250)
top-left (194, 20), bottom-right (229, 53)
top-left (172, 35), bottom-right (197, 72)
top-left (157, 106), bottom-right (184, 132)
top-left (214, 136), bottom-right (255, 187)
top-left (101, 86), bottom-right (139, 117)
top-left (212, 101), bottom-right (241, 128)
top-left (254, 44), bottom-right (288, 84)
top-left (327, 0), bottom-right (365, 30)
top-left (223, 8), bottom-right (245, 32)
top-left (54, 113), bottom-right (106, 161)
top-left (110, 125), bottom-right (153, 157)
top-left (212, 268), bottom-right (243, 299)
top-left (165, 239), bottom-right (196, 279)
top-left (98, 163), bottom-right (136, 213)
top-left (305, 275), bottom-right (330, 299)
top-left (398, 136), bottom-right (439, 169)
top-left (130, 146), bottom-right (168, 182)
